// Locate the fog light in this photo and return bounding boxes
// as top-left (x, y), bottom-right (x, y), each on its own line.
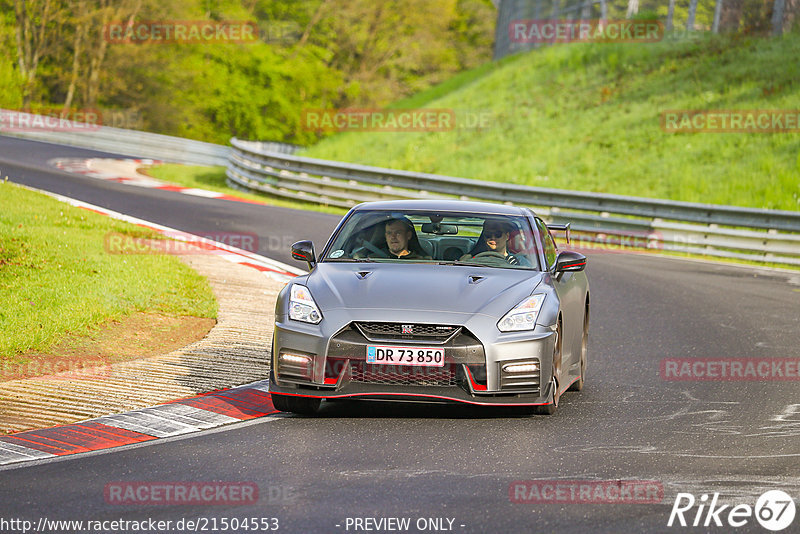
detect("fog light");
top-left (503, 362), bottom-right (539, 374)
top-left (280, 353), bottom-right (311, 365)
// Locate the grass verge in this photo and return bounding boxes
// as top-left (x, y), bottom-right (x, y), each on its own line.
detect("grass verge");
top-left (302, 32), bottom-right (800, 212)
top-left (0, 181), bottom-right (217, 365)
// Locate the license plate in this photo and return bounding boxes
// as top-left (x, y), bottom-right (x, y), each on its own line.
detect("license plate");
top-left (366, 345), bottom-right (445, 367)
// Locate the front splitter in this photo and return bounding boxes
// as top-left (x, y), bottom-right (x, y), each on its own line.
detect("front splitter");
top-left (269, 378), bottom-right (555, 407)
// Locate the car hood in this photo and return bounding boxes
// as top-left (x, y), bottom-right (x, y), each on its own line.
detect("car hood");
top-left (305, 262), bottom-right (544, 317)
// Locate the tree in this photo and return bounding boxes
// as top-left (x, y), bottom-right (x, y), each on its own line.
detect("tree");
top-left (627, 0), bottom-right (639, 18)
top-left (771, 0), bottom-right (786, 34)
top-left (0, 6), bottom-right (24, 108)
top-left (13, 0), bottom-right (65, 106)
top-left (687, 0), bottom-right (699, 30)
top-left (298, 0), bottom-right (492, 106)
top-left (713, 0), bottom-right (723, 32)
top-left (60, 0), bottom-right (86, 113)
top-left (3, 0), bottom-right (497, 143)
top-left (719, 0), bottom-right (743, 32)
top-left (785, 0), bottom-right (798, 32)
top-left (84, 0), bottom-right (143, 107)
top-left (666, 0), bottom-right (676, 30)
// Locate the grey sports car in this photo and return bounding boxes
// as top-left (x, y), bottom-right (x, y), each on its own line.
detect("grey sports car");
top-left (269, 200), bottom-right (589, 415)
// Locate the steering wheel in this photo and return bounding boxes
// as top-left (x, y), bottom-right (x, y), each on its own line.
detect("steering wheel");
top-left (359, 238), bottom-right (388, 258)
top-left (473, 251), bottom-right (507, 260)
top-left (473, 251), bottom-right (519, 264)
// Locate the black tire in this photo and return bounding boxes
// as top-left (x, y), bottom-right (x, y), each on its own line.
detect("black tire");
top-left (568, 306), bottom-right (589, 392)
top-left (533, 321), bottom-right (562, 415)
top-left (271, 394), bottom-right (321, 415)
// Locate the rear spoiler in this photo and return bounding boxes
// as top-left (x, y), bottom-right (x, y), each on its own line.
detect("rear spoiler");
top-left (548, 222), bottom-right (571, 244)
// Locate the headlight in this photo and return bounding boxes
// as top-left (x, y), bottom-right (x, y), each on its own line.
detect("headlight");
top-left (289, 284), bottom-right (322, 324)
top-left (497, 294), bottom-right (545, 332)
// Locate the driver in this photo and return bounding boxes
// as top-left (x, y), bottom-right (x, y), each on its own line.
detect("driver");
top-left (382, 218), bottom-right (429, 259)
top-left (461, 220), bottom-right (524, 265)
top-left (354, 217), bottom-right (430, 259)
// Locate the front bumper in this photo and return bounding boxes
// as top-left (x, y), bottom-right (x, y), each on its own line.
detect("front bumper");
top-left (269, 318), bottom-right (557, 407)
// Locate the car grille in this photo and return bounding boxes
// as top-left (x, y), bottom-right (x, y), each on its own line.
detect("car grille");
top-left (354, 322), bottom-right (461, 343)
top-left (349, 361), bottom-right (457, 387)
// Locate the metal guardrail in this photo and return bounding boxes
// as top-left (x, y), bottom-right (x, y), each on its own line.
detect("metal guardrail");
top-left (0, 109), bottom-right (297, 166)
top-left (227, 137), bottom-right (800, 266)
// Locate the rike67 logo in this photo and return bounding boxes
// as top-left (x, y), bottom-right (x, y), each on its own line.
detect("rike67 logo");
top-left (668, 490), bottom-right (796, 531)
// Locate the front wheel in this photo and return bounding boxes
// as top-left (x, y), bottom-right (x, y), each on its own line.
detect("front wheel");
top-left (568, 307), bottom-right (589, 392)
top-left (271, 394), bottom-right (321, 415)
top-left (533, 322), bottom-right (562, 415)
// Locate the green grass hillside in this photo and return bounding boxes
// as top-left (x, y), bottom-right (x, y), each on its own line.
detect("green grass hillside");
top-left (303, 33), bottom-right (800, 211)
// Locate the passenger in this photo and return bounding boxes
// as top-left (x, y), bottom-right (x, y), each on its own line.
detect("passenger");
top-left (461, 220), bottom-right (525, 265)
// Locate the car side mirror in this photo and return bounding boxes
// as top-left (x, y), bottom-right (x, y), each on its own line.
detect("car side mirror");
top-left (555, 251), bottom-right (586, 272)
top-left (291, 240), bottom-right (316, 269)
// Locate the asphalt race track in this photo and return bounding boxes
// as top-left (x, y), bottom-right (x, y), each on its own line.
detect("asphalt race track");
top-left (1, 135), bottom-right (799, 533)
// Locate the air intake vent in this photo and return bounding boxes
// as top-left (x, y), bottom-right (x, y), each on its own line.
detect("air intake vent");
top-left (500, 359), bottom-right (540, 391)
top-left (350, 361), bottom-right (457, 387)
top-left (354, 322), bottom-right (461, 343)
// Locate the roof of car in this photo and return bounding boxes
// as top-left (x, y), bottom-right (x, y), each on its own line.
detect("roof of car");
top-left (351, 199), bottom-right (535, 216)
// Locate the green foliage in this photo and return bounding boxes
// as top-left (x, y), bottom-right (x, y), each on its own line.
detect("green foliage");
top-left (115, 44), bottom-right (342, 144)
top-left (0, 48), bottom-right (23, 109)
top-left (0, 0), bottom-right (496, 144)
top-left (0, 6), bottom-right (23, 108)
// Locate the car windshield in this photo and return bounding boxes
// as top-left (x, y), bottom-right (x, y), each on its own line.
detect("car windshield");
top-left (323, 210), bottom-right (541, 270)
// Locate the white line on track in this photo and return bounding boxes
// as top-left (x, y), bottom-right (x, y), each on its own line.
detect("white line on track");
top-left (13, 182), bottom-right (306, 280)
